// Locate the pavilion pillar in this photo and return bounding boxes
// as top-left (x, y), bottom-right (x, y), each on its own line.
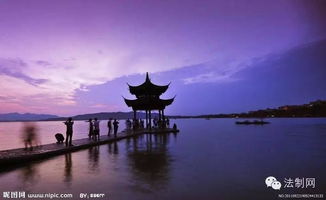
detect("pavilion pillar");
top-left (133, 110), bottom-right (136, 120)
top-left (162, 109), bottom-right (165, 123)
top-left (158, 110), bottom-right (161, 121)
top-left (162, 109), bottom-right (166, 128)
top-left (145, 110), bottom-right (148, 129)
top-left (149, 110), bottom-right (152, 130)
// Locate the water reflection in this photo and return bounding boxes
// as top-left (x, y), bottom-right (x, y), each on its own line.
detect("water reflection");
top-left (126, 133), bottom-right (176, 192)
top-left (64, 153), bottom-right (73, 185)
top-left (18, 163), bottom-right (40, 188)
top-left (1, 132), bottom-right (177, 195)
top-left (108, 142), bottom-right (119, 155)
top-left (88, 146), bottom-right (100, 172)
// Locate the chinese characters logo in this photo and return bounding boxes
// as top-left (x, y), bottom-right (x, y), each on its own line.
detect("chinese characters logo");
top-left (265, 176), bottom-right (316, 191)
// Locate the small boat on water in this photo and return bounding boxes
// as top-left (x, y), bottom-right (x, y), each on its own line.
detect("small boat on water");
top-left (235, 120), bottom-right (270, 125)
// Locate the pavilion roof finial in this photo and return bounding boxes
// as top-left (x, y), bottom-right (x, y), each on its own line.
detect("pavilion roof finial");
top-left (146, 72), bottom-right (150, 82)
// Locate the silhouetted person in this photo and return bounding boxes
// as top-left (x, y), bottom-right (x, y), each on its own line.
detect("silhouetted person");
top-left (55, 133), bottom-right (64, 143)
top-left (107, 118), bottom-right (112, 136)
top-left (166, 118), bottom-right (170, 127)
top-left (158, 119), bottom-right (162, 129)
top-left (126, 118), bottom-right (131, 130)
top-left (113, 119), bottom-right (119, 137)
top-left (173, 123), bottom-right (177, 130)
top-left (64, 117), bottom-right (74, 146)
top-left (87, 118), bottom-right (93, 139)
top-left (153, 117), bottom-right (158, 128)
top-left (140, 119), bottom-right (144, 128)
top-left (132, 119), bottom-right (137, 130)
top-left (93, 118), bottom-right (100, 140)
top-left (22, 122), bottom-right (40, 150)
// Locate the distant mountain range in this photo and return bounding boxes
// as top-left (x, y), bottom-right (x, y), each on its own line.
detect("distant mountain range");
top-left (0, 113), bottom-right (59, 122)
top-left (1, 99), bottom-right (325, 122)
top-left (0, 112), bottom-right (160, 122)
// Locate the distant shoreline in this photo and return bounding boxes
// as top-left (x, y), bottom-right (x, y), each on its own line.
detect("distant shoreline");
top-left (1, 116), bottom-right (326, 123)
top-left (1, 99), bottom-right (325, 122)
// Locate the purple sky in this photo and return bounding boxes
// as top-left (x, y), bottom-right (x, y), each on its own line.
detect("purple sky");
top-left (0, 0), bottom-right (325, 116)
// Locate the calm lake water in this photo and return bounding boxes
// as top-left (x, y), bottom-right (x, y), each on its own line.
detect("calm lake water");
top-left (0, 118), bottom-right (325, 200)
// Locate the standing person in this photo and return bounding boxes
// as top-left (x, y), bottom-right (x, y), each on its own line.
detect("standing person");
top-left (126, 118), bottom-right (131, 130)
top-left (22, 122), bottom-right (40, 150)
top-left (140, 119), bottom-right (144, 128)
top-left (64, 117), bottom-right (74, 146)
top-left (93, 118), bottom-right (100, 140)
top-left (153, 117), bottom-right (158, 128)
top-left (113, 119), bottom-right (119, 137)
top-left (107, 118), bottom-right (112, 136)
top-left (88, 118), bottom-right (93, 139)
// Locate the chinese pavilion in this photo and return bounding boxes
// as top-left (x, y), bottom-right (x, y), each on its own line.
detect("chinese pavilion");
top-left (124, 72), bottom-right (175, 129)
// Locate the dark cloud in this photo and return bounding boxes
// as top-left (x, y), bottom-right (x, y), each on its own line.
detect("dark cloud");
top-left (35, 60), bottom-right (51, 67)
top-left (0, 58), bottom-right (48, 86)
top-left (74, 39), bottom-right (326, 115)
top-left (0, 95), bottom-right (19, 103)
